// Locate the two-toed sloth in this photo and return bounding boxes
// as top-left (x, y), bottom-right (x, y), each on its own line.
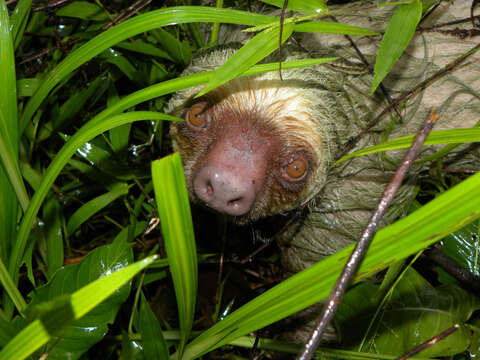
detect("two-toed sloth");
top-left (167, 1), bottom-right (480, 275)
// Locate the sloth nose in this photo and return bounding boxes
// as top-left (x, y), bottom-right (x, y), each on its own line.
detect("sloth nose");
top-left (193, 164), bottom-right (256, 216)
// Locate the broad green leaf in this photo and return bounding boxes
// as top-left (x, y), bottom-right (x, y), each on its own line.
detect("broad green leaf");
top-left (0, 251), bottom-right (156, 360)
top-left (11, 58), bottom-right (337, 281)
top-left (20, 6), bottom-right (277, 130)
top-left (373, 269), bottom-right (476, 356)
top-left (441, 221), bottom-right (480, 279)
top-left (138, 292), bottom-right (169, 359)
top-left (10, 112), bottom-right (177, 283)
top-left (338, 269), bottom-right (478, 356)
top-left (333, 128), bottom-right (480, 167)
top-left (66, 182), bottom-right (130, 236)
top-left (371, 0), bottom-right (422, 93)
top-left (260, 0), bottom-right (327, 14)
top-left (56, 1), bottom-right (108, 21)
top-left (294, 21), bottom-right (379, 36)
top-left (196, 23), bottom-right (294, 97)
top-left (182, 171), bottom-right (480, 358)
top-left (152, 153), bottom-right (197, 353)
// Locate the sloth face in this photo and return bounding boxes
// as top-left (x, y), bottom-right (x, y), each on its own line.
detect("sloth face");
top-left (170, 74), bottom-right (331, 224)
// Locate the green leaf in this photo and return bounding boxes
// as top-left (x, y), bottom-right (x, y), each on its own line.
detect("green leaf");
top-left (0, 246), bottom-right (157, 360)
top-left (17, 78), bottom-right (41, 97)
top-left (66, 182), bottom-right (130, 236)
top-left (151, 28), bottom-right (192, 66)
top-left (294, 21), bottom-right (379, 36)
top-left (9, 0), bottom-right (32, 49)
top-left (373, 269), bottom-right (477, 356)
top-left (20, 6), bottom-right (277, 130)
top-left (51, 76), bottom-right (104, 131)
top-left (196, 22), bottom-right (294, 97)
top-left (56, 1), bottom-right (108, 21)
top-left (337, 269), bottom-right (478, 356)
top-left (182, 171), bottom-right (480, 358)
top-left (115, 39), bottom-right (174, 61)
top-left (260, 0), bottom-right (327, 14)
top-left (43, 196), bottom-right (64, 280)
top-left (152, 153), bottom-right (197, 353)
top-left (0, 256), bottom-right (27, 314)
top-left (441, 221), bottom-right (480, 279)
top-left (100, 49), bottom-right (138, 81)
top-left (371, 0), bottom-right (422, 93)
top-left (138, 292), bottom-right (169, 359)
top-left (10, 112), bottom-right (177, 283)
top-left (0, 0), bottom-right (21, 268)
top-left (333, 128), bottom-right (480, 167)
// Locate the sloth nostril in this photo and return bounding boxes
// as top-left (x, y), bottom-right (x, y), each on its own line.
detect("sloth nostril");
top-left (206, 182), bottom-right (214, 196)
top-left (227, 198), bottom-right (242, 208)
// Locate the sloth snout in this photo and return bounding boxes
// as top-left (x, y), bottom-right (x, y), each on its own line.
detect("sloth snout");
top-left (193, 164), bottom-right (257, 216)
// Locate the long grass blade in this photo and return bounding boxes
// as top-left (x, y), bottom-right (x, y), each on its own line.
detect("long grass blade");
top-left (152, 153), bottom-right (197, 354)
top-left (333, 128), bottom-right (480, 167)
top-left (10, 112), bottom-right (178, 282)
top-left (20, 6), bottom-right (277, 130)
top-left (0, 255), bottom-right (157, 360)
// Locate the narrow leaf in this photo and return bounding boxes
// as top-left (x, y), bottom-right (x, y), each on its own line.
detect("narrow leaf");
top-left (333, 128), bottom-right (480, 166)
top-left (196, 23), bottom-right (294, 97)
top-left (371, 0), bottom-right (422, 93)
top-left (260, 0), bottom-right (327, 14)
top-left (66, 182), bottom-right (130, 236)
top-left (152, 153), bottom-right (197, 353)
top-left (10, 112), bottom-right (177, 283)
top-left (294, 21), bottom-right (379, 36)
top-left (20, 6), bottom-right (277, 130)
top-left (0, 0), bottom-right (20, 266)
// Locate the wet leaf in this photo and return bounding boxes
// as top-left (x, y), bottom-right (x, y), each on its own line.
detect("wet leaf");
top-left (372, 0), bottom-right (422, 93)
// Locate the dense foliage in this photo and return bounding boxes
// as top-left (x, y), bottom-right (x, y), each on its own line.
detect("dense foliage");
top-left (0, 0), bottom-right (479, 359)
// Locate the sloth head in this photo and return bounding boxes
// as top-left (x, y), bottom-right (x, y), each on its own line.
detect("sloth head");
top-left (168, 47), bottom-right (347, 224)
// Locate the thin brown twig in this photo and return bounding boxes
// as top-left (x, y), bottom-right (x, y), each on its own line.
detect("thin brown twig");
top-left (18, 38), bottom-right (79, 65)
top-left (419, 15), bottom-right (480, 31)
top-left (340, 42), bottom-right (480, 158)
top-left (102, 0), bottom-right (152, 30)
top-left (329, 16), bottom-right (403, 122)
top-left (441, 168), bottom-right (479, 174)
top-left (297, 109), bottom-right (439, 360)
top-left (426, 247), bottom-right (480, 296)
top-left (33, 0), bottom-right (72, 12)
top-left (396, 324), bottom-right (460, 360)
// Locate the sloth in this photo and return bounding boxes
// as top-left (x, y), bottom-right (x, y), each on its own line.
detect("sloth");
top-left (167, 1), bottom-right (480, 276)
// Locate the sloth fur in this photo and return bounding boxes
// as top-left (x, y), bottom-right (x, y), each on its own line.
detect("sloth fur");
top-left (167, 0), bottom-right (480, 277)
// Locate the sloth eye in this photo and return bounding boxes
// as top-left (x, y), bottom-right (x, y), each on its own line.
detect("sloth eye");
top-left (186, 102), bottom-right (209, 129)
top-left (282, 153), bottom-right (309, 182)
